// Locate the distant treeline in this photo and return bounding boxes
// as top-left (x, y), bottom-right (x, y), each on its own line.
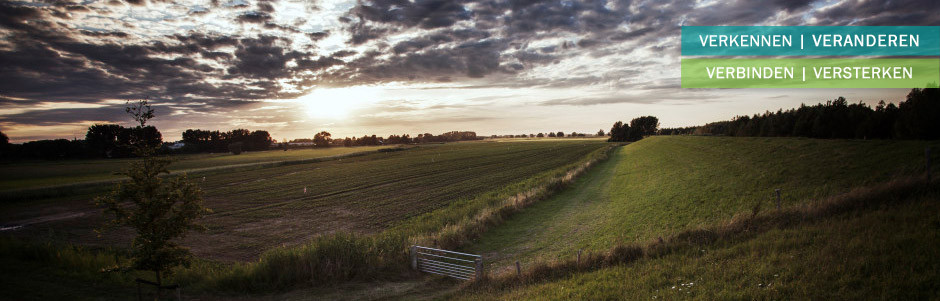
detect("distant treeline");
top-left (292, 131), bottom-right (482, 148)
top-left (659, 88), bottom-right (939, 140)
top-left (0, 127), bottom-right (484, 160)
top-left (608, 116), bottom-right (660, 142)
top-left (0, 124), bottom-right (162, 160)
top-left (489, 132), bottom-right (591, 138)
top-left (181, 129), bottom-right (273, 153)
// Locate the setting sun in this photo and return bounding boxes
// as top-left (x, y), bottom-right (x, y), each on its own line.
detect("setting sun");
top-left (298, 86), bottom-right (382, 119)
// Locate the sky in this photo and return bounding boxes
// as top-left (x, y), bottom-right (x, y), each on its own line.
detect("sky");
top-left (1, 0), bottom-right (938, 143)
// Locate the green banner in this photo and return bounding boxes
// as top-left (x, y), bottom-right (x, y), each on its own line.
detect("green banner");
top-left (681, 58), bottom-right (940, 88)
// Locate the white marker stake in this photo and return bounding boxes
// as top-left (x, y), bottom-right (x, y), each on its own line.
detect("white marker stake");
top-left (304, 186), bottom-right (307, 194)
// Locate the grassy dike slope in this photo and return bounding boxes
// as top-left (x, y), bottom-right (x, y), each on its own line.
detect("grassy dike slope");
top-left (467, 136), bottom-right (940, 270)
top-left (468, 189), bottom-right (939, 299)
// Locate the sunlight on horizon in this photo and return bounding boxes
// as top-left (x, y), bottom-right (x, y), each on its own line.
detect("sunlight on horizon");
top-left (298, 86), bottom-right (384, 119)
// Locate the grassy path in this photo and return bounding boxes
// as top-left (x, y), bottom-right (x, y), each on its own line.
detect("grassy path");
top-left (467, 136), bottom-right (940, 272)
top-left (466, 145), bottom-right (625, 269)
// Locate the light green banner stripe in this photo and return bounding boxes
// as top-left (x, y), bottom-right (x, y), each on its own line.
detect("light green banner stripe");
top-left (681, 58), bottom-right (940, 88)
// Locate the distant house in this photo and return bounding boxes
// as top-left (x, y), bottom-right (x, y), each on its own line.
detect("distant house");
top-left (288, 141), bottom-right (314, 146)
top-left (167, 142), bottom-right (186, 150)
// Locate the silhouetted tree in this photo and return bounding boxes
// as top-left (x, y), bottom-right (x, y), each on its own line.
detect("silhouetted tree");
top-left (119, 125), bottom-right (162, 152)
top-left (86, 124), bottom-right (125, 158)
top-left (19, 139), bottom-right (86, 159)
top-left (658, 88), bottom-right (939, 140)
top-left (247, 130), bottom-right (272, 151)
top-left (596, 129), bottom-right (605, 136)
top-left (96, 100), bottom-right (209, 299)
top-left (314, 131), bottom-right (332, 147)
top-left (629, 116), bottom-right (660, 139)
top-left (608, 121), bottom-right (628, 142)
top-left (608, 116), bottom-right (659, 142)
top-left (0, 129), bottom-right (8, 157)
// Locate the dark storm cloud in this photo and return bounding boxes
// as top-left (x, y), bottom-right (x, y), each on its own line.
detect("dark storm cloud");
top-left (236, 11), bottom-right (273, 23)
top-left (0, 106), bottom-right (129, 125)
top-left (65, 5), bottom-right (91, 11)
top-left (331, 50), bottom-right (357, 57)
top-left (1, 0), bottom-right (936, 135)
top-left (331, 0), bottom-right (940, 86)
top-left (330, 0), bottom-right (643, 84)
top-left (809, 0), bottom-right (940, 25)
top-left (0, 0), bottom-right (327, 108)
top-left (257, 1), bottom-right (275, 13)
top-left (351, 0), bottom-right (472, 29)
top-left (323, 37), bottom-right (511, 84)
top-left (78, 29), bottom-right (130, 38)
top-left (0, 3), bottom-right (42, 30)
top-left (348, 24), bottom-right (389, 45)
top-left (307, 31), bottom-right (329, 40)
top-left (172, 32), bottom-right (239, 49)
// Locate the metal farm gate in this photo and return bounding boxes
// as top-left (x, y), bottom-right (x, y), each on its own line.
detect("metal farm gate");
top-left (410, 245), bottom-right (483, 281)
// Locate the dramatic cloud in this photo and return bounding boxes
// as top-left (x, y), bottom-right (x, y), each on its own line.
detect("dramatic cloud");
top-left (0, 0), bottom-right (937, 142)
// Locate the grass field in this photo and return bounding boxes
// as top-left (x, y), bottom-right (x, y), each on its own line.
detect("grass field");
top-left (463, 186), bottom-right (940, 300)
top-left (0, 140), bottom-right (609, 262)
top-left (3, 136), bottom-right (937, 299)
top-left (467, 136), bottom-right (940, 269)
top-left (0, 146), bottom-right (392, 192)
top-left (454, 136), bottom-right (940, 299)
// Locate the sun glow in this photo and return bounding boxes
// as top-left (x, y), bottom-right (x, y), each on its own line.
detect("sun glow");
top-left (298, 86), bottom-right (383, 119)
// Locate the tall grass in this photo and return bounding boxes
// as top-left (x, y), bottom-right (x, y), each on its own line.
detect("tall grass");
top-left (0, 237), bottom-right (125, 277)
top-left (0, 235), bottom-right (144, 300)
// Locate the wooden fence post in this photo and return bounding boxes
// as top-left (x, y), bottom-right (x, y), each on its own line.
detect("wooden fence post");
top-left (515, 261), bottom-right (522, 277)
top-left (775, 189), bottom-right (781, 209)
top-left (577, 249), bottom-right (582, 267)
top-left (410, 245), bottom-right (417, 270)
top-left (475, 258), bottom-right (484, 280)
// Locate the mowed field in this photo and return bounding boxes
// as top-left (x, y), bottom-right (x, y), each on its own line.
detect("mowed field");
top-left (0, 139), bottom-right (608, 261)
top-left (459, 136), bottom-right (940, 299)
top-left (0, 145), bottom-right (391, 192)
